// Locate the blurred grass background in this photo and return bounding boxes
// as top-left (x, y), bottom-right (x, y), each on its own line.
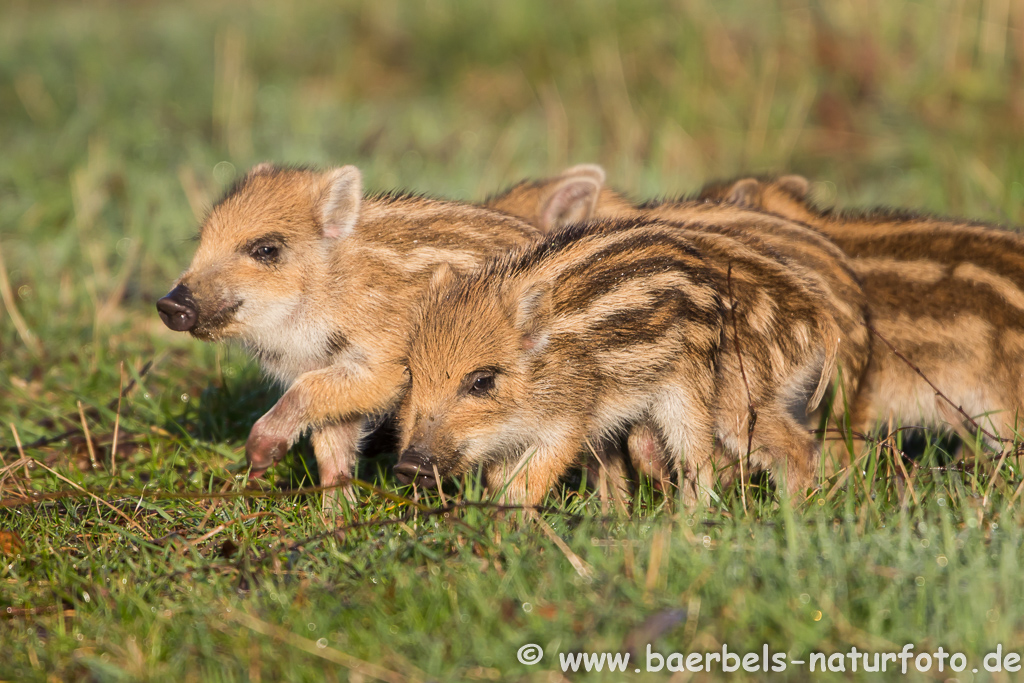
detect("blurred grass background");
top-left (5, 0), bottom-right (1024, 441)
top-left (3, 0), bottom-right (1023, 313)
top-left (3, 1), bottom-right (1024, 680)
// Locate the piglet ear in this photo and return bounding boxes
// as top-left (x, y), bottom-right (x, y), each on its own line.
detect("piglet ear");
top-left (776, 174), bottom-right (810, 199)
top-left (321, 165), bottom-right (363, 239)
top-left (514, 282), bottom-right (553, 353)
top-left (249, 162), bottom-right (276, 176)
top-left (560, 163), bottom-right (606, 184)
top-left (539, 174), bottom-right (602, 232)
top-left (725, 178), bottom-right (762, 208)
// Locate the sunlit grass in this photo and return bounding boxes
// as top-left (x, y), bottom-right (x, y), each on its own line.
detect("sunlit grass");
top-left (3, 0), bottom-right (1024, 679)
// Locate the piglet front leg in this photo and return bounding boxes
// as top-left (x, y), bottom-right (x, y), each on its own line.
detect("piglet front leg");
top-left (312, 418), bottom-right (369, 509)
top-left (244, 362), bottom-right (409, 479)
top-left (245, 387), bottom-right (307, 477)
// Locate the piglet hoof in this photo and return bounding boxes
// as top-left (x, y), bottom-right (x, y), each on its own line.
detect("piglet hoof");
top-left (247, 465), bottom-right (267, 480)
top-left (321, 485), bottom-right (358, 511)
top-left (245, 428), bottom-right (290, 477)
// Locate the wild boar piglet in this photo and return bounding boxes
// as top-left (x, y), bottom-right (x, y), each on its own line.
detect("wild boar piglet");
top-left (395, 218), bottom-right (723, 504)
top-left (488, 166), bottom-right (865, 481)
top-left (704, 175), bottom-right (1024, 451)
top-left (396, 216), bottom-right (841, 504)
top-left (155, 163), bottom-right (540, 505)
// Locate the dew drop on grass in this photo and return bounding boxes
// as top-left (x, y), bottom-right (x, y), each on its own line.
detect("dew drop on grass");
top-left (937, 555), bottom-right (948, 567)
top-left (307, 623), bottom-right (316, 631)
top-left (522, 602), bottom-right (532, 613)
top-left (316, 638), bottom-right (327, 649)
top-left (915, 576), bottom-right (925, 586)
top-left (82, 592), bottom-right (90, 603)
top-left (181, 393), bottom-right (190, 402)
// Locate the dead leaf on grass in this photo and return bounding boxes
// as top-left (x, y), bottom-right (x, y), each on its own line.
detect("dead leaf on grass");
top-left (0, 529), bottom-right (25, 554)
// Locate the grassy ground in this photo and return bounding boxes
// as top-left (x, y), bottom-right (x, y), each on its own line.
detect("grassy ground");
top-left (3, 0), bottom-right (1024, 680)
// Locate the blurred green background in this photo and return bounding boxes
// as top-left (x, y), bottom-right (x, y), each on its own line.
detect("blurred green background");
top-left (3, 0), bottom-right (1023, 341)
top-left (3, 2), bottom-right (1024, 680)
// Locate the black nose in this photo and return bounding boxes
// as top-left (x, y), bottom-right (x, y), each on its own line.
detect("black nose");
top-left (394, 448), bottom-right (438, 488)
top-left (156, 284), bottom-right (198, 332)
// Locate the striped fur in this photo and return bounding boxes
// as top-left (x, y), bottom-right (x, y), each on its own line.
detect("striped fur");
top-left (487, 166), bottom-right (869, 482)
top-left (162, 164), bottom-right (542, 503)
top-left (704, 175), bottom-right (1024, 447)
top-left (396, 218), bottom-right (840, 504)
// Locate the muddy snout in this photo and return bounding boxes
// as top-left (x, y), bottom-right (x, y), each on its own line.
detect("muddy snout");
top-left (394, 447), bottom-right (438, 488)
top-left (156, 284), bottom-right (198, 332)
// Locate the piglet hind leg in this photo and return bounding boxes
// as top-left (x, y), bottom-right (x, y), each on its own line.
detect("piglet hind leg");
top-left (818, 381), bottom-right (877, 479)
top-left (626, 421), bottom-right (673, 487)
top-left (584, 438), bottom-right (634, 502)
top-left (750, 407), bottom-right (820, 499)
top-left (647, 385), bottom-right (718, 508)
top-left (311, 418), bottom-right (370, 511)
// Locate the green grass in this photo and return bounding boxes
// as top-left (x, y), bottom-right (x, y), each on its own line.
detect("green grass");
top-left (3, 0), bottom-right (1024, 680)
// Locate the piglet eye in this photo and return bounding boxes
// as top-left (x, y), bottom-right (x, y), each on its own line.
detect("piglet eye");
top-left (251, 244), bottom-right (279, 262)
top-left (465, 371), bottom-right (496, 396)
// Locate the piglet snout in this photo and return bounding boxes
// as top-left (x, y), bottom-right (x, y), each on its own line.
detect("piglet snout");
top-left (394, 447), bottom-right (438, 488)
top-left (156, 284), bottom-right (198, 332)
